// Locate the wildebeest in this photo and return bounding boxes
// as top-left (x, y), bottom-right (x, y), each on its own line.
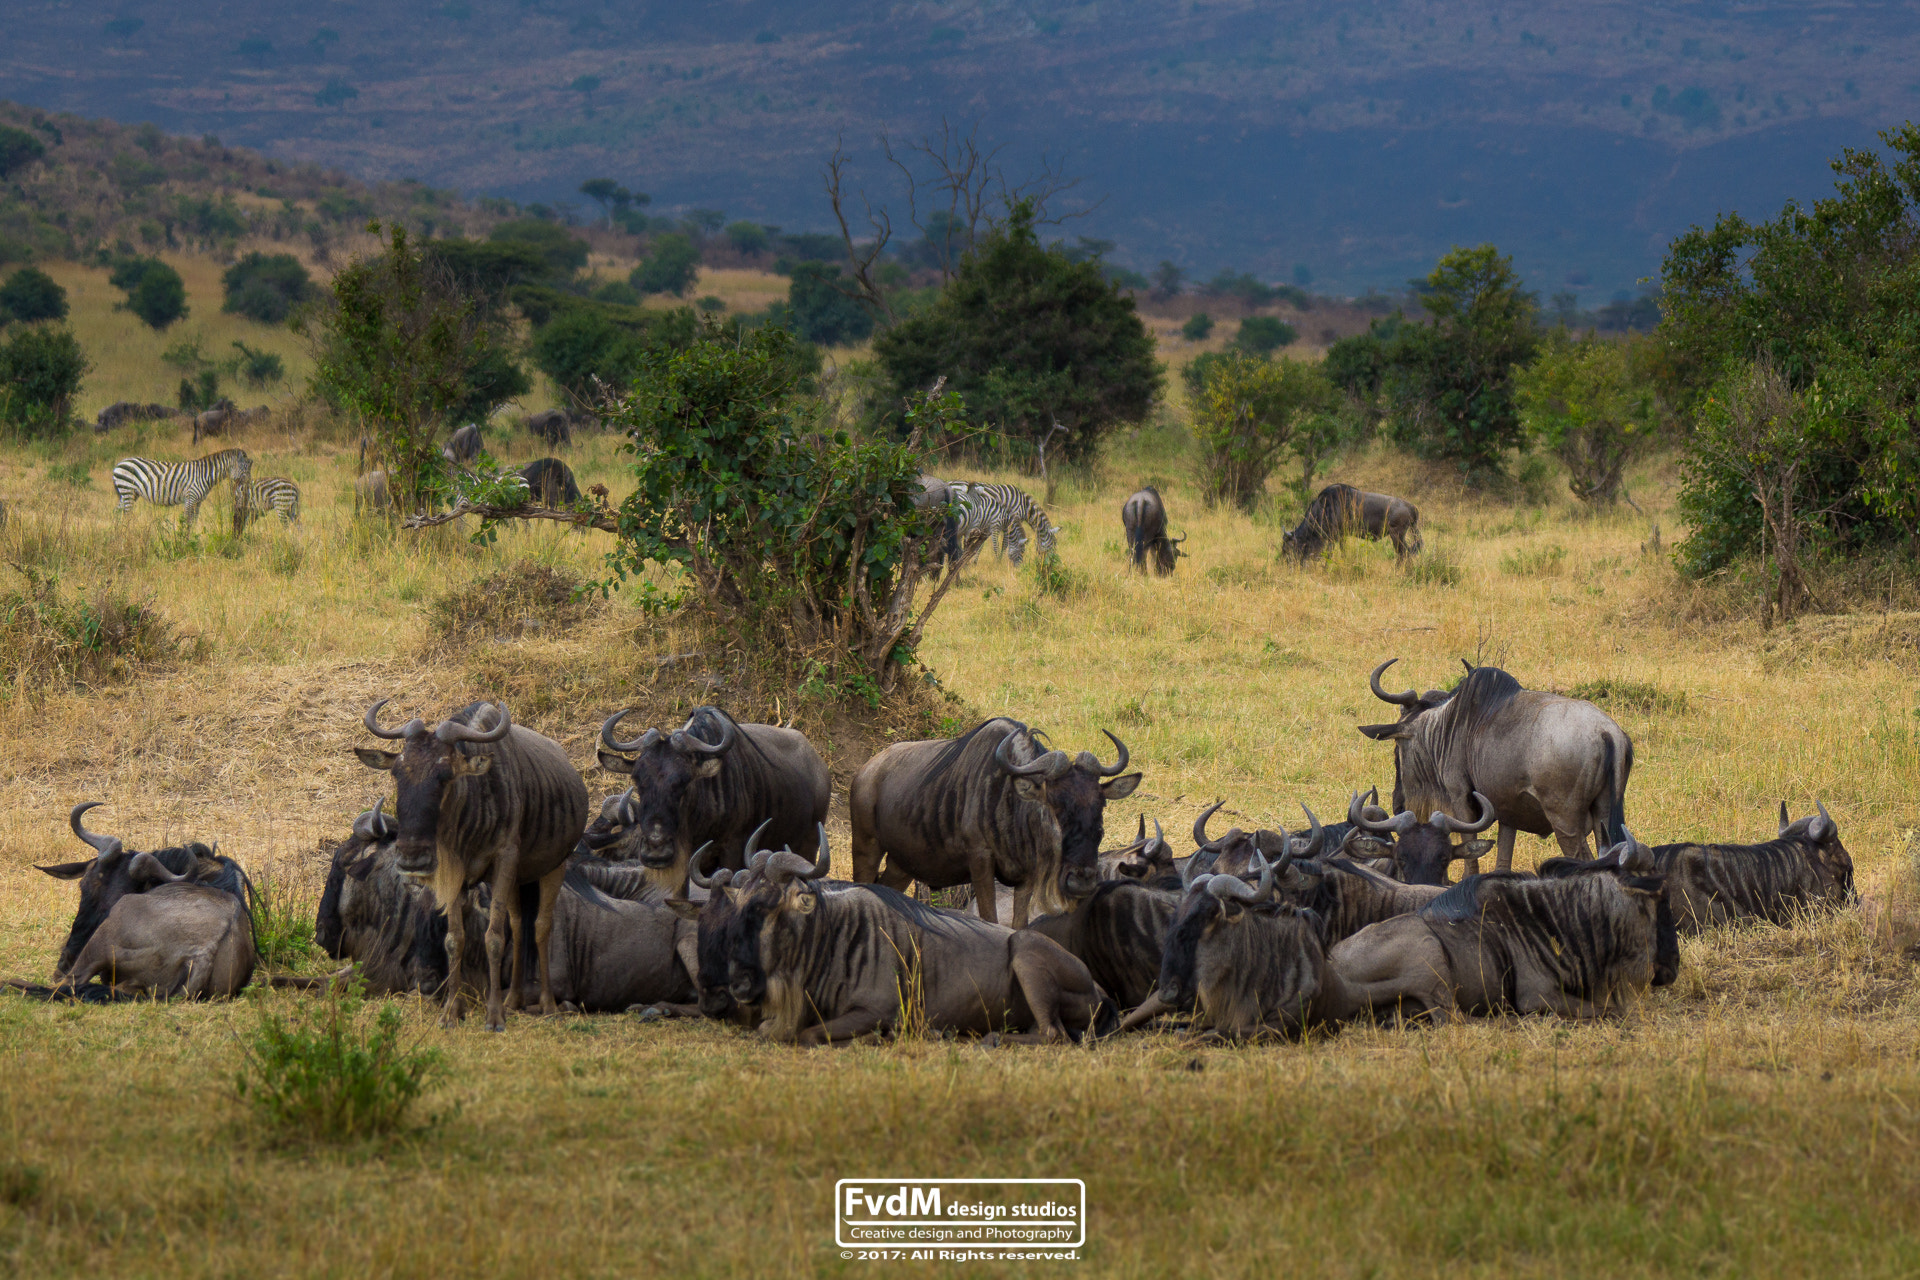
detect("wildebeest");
top-left (519, 458), bottom-right (581, 507)
top-left (316, 799), bottom-right (484, 996)
top-left (730, 830), bottom-right (1116, 1045)
top-left (354, 470), bottom-right (391, 515)
top-left (851, 718), bottom-right (1141, 927)
top-left (915, 475), bottom-right (963, 568)
top-left (938, 815), bottom-right (1174, 924)
top-left (442, 423), bottom-right (483, 465)
top-left (93, 401), bottom-right (177, 433)
top-left (355, 699), bottom-right (589, 1030)
top-left (1026, 875), bottom-right (1181, 1010)
top-left (1282, 483), bottom-right (1423, 560)
top-left (189, 399), bottom-right (237, 445)
top-left (1343, 787), bottom-right (1497, 885)
top-left (33, 803), bottom-right (255, 999)
top-left (527, 409), bottom-right (573, 447)
top-left (1651, 801), bottom-right (1855, 933)
top-left (1121, 486), bottom-right (1185, 575)
top-left (598, 705), bottom-right (829, 895)
top-left (1328, 838), bottom-right (1677, 1023)
top-left (1359, 660), bottom-right (1633, 872)
top-left (1184, 801), bottom-right (1324, 881)
top-left (1280, 850), bottom-right (1447, 943)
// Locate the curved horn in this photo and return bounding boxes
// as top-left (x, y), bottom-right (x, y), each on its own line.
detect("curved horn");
top-left (688, 841), bottom-right (719, 890)
top-left (1087, 730), bottom-right (1129, 777)
top-left (1369, 659), bottom-right (1419, 707)
top-left (436, 702), bottom-right (512, 744)
top-left (764, 850), bottom-right (818, 885)
top-left (1169, 531), bottom-right (1187, 545)
top-left (1207, 851), bottom-right (1270, 903)
top-left (1293, 803), bottom-right (1325, 859)
top-left (1811, 799), bottom-right (1835, 841)
top-left (1193, 799), bottom-right (1225, 849)
top-left (803, 824), bottom-right (831, 880)
top-left (352, 796), bottom-right (396, 842)
top-left (1148, 818), bottom-right (1167, 859)
top-left (1779, 800), bottom-right (1791, 836)
top-left (69, 801), bottom-right (119, 856)
top-left (1461, 658), bottom-right (1475, 675)
top-left (673, 712), bottom-right (735, 756)
top-left (363, 698), bottom-right (425, 741)
top-left (994, 730), bottom-right (1071, 779)
top-left (743, 818), bottom-right (774, 867)
top-left (1179, 854), bottom-right (1202, 892)
top-left (600, 708), bottom-right (658, 754)
top-left (1350, 790), bottom-right (1417, 835)
top-left (1432, 791), bottom-right (1497, 835)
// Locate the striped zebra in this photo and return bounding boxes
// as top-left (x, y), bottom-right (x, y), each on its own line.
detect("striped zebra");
top-left (111, 449), bottom-right (252, 527)
top-left (950, 482), bottom-right (1057, 566)
top-left (235, 476), bottom-right (301, 529)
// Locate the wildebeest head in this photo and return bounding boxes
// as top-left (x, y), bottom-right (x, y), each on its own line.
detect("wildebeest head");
top-left (1779, 800), bottom-right (1856, 901)
top-left (1188, 800), bottom-right (1325, 881)
top-left (314, 797), bottom-right (399, 959)
top-left (596, 707), bottom-right (736, 872)
top-left (1348, 788), bottom-right (1495, 886)
top-left (726, 823), bottom-right (832, 1008)
top-left (353, 699), bottom-right (513, 875)
top-left (666, 824), bottom-right (780, 1019)
top-left (1098, 815), bottom-right (1174, 881)
top-left (36, 803), bottom-right (221, 977)
top-left (995, 728), bottom-right (1142, 903)
top-left (1157, 849), bottom-right (1325, 1033)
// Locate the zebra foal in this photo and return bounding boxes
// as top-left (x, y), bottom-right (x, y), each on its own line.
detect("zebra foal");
top-left (111, 449), bottom-right (252, 527)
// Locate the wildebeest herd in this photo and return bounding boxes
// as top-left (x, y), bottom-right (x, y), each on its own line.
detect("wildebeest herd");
top-left (13, 656), bottom-right (1856, 1045)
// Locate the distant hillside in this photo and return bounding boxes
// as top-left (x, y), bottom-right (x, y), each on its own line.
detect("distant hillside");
top-left (3, 2), bottom-right (1914, 299)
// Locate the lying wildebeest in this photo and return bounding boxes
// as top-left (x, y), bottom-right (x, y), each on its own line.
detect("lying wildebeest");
top-left (1282, 483), bottom-right (1423, 561)
top-left (527, 409), bottom-right (573, 447)
top-left (519, 458), bottom-right (581, 507)
top-left (851, 718), bottom-right (1141, 927)
top-left (32, 803), bottom-right (256, 999)
top-left (914, 475), bottom-right (963, 569)
top-left (442, 423), bottom-right (483, 465)
top-left (1651, 801), bottom-right (1855, 933)
top-left (1185, 801), bottom-right (1324, 881)
top-left (574, 788), bottom-right (637, 858)
top-left (597, 705), bottom-right (830, 895)
top-left (1280, 849), bottom-right (1447, 943)
top-left (1343, 787), bottom-right (1497, 885)
top-left (1027, 874), bottom-right (1181, 1010)
top-left (730, 829), bottom-right (1116, 1045)
top-left (355, 699), bottom-right (589, 1030)
top-left (93, 401), bottom-right (177, 433)
top-left (316, 798), bottom-right (481, 996)
top-left (1121, 486), bottom-right (1185, 575)
top-left (1328, 838), bottom-right (1678, 1024)
top-left (1359, 659), bottom-right (1633, 872)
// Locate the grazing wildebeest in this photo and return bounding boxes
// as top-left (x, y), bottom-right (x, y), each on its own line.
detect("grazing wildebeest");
top-left (355, 470), bottom-right (392, 514)
top-left (1282, 483), bottom-right (1423, 560)
top-left (1359, 659), bottom-right (1634, 873)
top-left (37, 803), bottom-right (252, 978)
top-left (1328, 838), bottom-right (1677, 1023)
top-left (1343, 787), bottom-right (1497, 885)
top-left (355, 699), bottom-right (589, 1030)
top-left (93, 401), bottom-right (177, 433)
top-left (1121, 486), bottom-right (1186, 575)
top-left (1651, 801), bottom-right (1856, 933)
top-left (851, 718), bottom-right (1141, 927)
top-left (527, 409), bottom-right (573, 447)
top-left (597, 705), bottom-right (830, 896)
top-left (730, 829), bottom-right (1116, 1045)
top-left (915, 475), bottom-right (963, 568)
top-left (442, 423), bottom-right (483, 465)
top-left (519, 458), bottom-right (581, 507)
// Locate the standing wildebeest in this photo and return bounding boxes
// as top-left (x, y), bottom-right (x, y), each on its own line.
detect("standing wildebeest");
top-left (442, 423), bottom-right (483, 465)
top-left (597, 706), bottom-right (830, 895)
top-left (851, 718), bottom-right (1141, 927)
top-left (1651, 801), bottom-right (1855, 932)
top-left (355, 699), bottom-right (589, 1030)
top-left (519, 458), bottom-right (581, 507)
top-left (1121, 487), bottom-right (1186, 575)
top-left (730, 830), bottom-right (1116, 1045)
top-left (527, 409), bottom-right (573, 447)
top-left (1344, 787), bottom-right (1497, 885)
top-left (316, 799), bottom-right (484, 996)
top-left (1359, 659), bottom-right (1633, 873)
top-left (1282, 484), bottom-right (1423, 561)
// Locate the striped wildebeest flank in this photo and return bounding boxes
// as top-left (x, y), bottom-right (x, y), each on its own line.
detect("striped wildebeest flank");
top-left (1121, 486), bottom-right (1185, 574)
top-left (728, 828), bottom-right (1117, 1045)
top-left (1277, 845), bottom-right (1447, 944)
top-left (29, 803), bottom-right (256, 1000)
top-left (1281, 483), bottom-right (1423, 561)
top-left (234, 476), bottom-right (301, 530)
top-left (441, 423), bottom-right (483, 466)
top-left (1650, 801), bottom-right (1855, 933)
top-left (850, 718), bottom-right (1141, 927)
top-left (1343, 787), bottom-right (1497, 886)
top-left (1359, 659), bottom-right (1634, 874)
top-left (941, 815), bottom-right (1174, 924)
top-left (1025, 870), bottom-right (1183, 1011)
top-left (111, 448), bottom-right (252, 527)
top-left (951, 481), bottom-right (1057, 566)
top-left (914, 475), bottom-right (962, 568)
top-left (597, 705), bottom-right (830, 896)
top-left (1327, 837), bottom-right (1679, 1024)
top-left (355, 698), bottom-right (589, 1030)
top-left (518, 458), bottom-right (581, 507)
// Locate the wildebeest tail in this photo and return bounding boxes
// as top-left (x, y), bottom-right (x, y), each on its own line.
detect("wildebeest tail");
top-left (563, 860), bottom-right (622, 911)
top-left (1598, 734), bottom-right (1626, 847)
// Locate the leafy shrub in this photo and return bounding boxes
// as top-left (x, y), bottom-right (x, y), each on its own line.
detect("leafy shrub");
top-left (1190, 350), bottom-right (1335, 509)
top-left (1234, 316), bottom-right (1297, 354)
top-left (231, 340), bottom-right (284, 388)
top-left (1515, 331), bottom-right (1659, 504)
top-left (726, 221), bottom-right (770, 254)
top-left (593, 280), bottom-right (641, 306)
top-left (111, 257), bottom-right (188, 329)
top-left (487, 219), bottom-right (589, 278)
top-left (696, 294), bottom-right (726, 313)
top-left (0, 267), bottom-right (67, 324)
top-left (0, 566), bottom-right (180, 692)
top-left (251, 872), bottom-right (318, 966)
top-left (784, 261), bottom-right (872, 346)
top-left (1028, 552), bottom-right (1087, 600)
top-left (429, 560), bottom-right (594, 640)
top-left (529, 304), bottom-right (701, 403)
top-left (0, 126), bottom-right (45, 181)
top-left (0, 324), bottom-right (88, 437)
top-left (631, 233), bottom-right (701, 297)
top-left (177, 369), bottom-right (221, 412)
top-left (222, 252), bottom-right (315, 324)
top-left (1566, 677), bottom-right (1688, 715)
top-left (235, 986), bottom-right (441, 1141)
top-left (1181, 313), bottom-right (1214, 341)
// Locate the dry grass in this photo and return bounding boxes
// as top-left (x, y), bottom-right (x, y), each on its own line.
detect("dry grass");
top-left (3, 317), bottom-right (1920, 1274)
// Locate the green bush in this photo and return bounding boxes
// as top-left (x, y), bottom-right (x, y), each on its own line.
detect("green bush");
top-left (1190, 350), bottom-right (1335, 509)
top-left (0, 126), bottom-right (45, 181)
top-left (222, 252), bottom-right (315, 324)
top-left (529, 304), bottom-right (702, 402)
top-left (486, 219), bottom-right (589, 277)
top-left (1515, 331), bottom-right (1659, 505)
top-left (111, 257), bottom-right (188, 329)
top-left (0, 324), bottom-right (88, 437)
top-left (784, 261), bottom-right (872, 346)
top-left (1234, 316), bottom-right (1297, 354)
top-left (1181, 313), bottom-right (1214, 342)
top-left (231, 340), bottom-right (285, 388)
top-left (0, 267), bottom-right (67, 324)
top-left (726, 221), bottom-right (770, 254)
top-left (1402, 545), bottom-right (1463, 586)
top-left (251, 872), bottom-right (318, 967)
top-left (632, 233), bottom-right (701, 297)
top-left (235, 986), bottom-right (441, 1141)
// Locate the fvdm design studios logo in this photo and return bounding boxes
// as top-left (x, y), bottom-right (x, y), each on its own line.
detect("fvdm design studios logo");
top-left (835, 1179), bottom-right (1085, 1261)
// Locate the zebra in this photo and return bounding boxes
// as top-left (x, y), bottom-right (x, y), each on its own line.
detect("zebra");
top-left (235, 476), bottom-right (301, 529)
top-left (111, 449), bottom-right (252, 527)
top-left (950, 482), bottom-right (1057, 566)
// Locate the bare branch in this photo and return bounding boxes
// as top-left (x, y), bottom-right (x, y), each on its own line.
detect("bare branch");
top-left (403, 502), bottom-right (621, 532)
top-left (825, 138), bottom-right (897, 324)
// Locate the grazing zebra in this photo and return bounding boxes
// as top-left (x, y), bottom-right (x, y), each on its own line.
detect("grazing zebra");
top-left (951, 482), bottom-right (1056, 566)
top-left (235, 477), bottom-right (301, 528)
top-left (111, 449), bottom-right (252, 527)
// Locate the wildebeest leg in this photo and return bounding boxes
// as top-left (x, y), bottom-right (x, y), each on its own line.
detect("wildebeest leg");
top-left (797, 1007), bottom-right (892, 1046)
top-left (532, 862), bottom-right (565, 1017)
top-left (875, 858), bottom-right (914, 892)
top-left (850, 823), bottom-right (884, 884)
top-left (1495, 823), bottom-right (1518, 874)
top-left (1007, 935), bottom-right (1105, 1042)
top-left (431, 866), bottom-right (469, 1027)
top-left (481, 866), bottom-right (515, 1032)
top-left (1117, 991), bottom-right (1174, 1033)
top-left (1010, 881), bottom-right (1032, 929)
top-left (506, 881), bottom-right (534, 1012)
top-left (969, 852), bottom-right (998, 925)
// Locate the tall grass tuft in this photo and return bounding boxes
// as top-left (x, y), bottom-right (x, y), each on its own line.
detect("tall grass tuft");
top-left (1403, 544), bottom-right (1462, 586)
top-left (1500, 542), bottom-right (1568, 576)
top-left (250, 870), bottom-right (318, 968)
top-left (428, 559), bottom-right (594, 642)
top-left (235, 987), bottom-right (441, 1141)
top-left (0, 564), bottom-right (183, 693)
top-left (1566, 677), bottom-right (1689, 715)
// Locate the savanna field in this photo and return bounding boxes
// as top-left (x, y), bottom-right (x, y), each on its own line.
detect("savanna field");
top-left (4, 259), bottom-right (1920, 1279)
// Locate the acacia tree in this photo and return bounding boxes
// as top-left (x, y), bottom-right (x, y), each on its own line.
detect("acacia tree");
top-left (1514, 332), bottom-right (1658, 505)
